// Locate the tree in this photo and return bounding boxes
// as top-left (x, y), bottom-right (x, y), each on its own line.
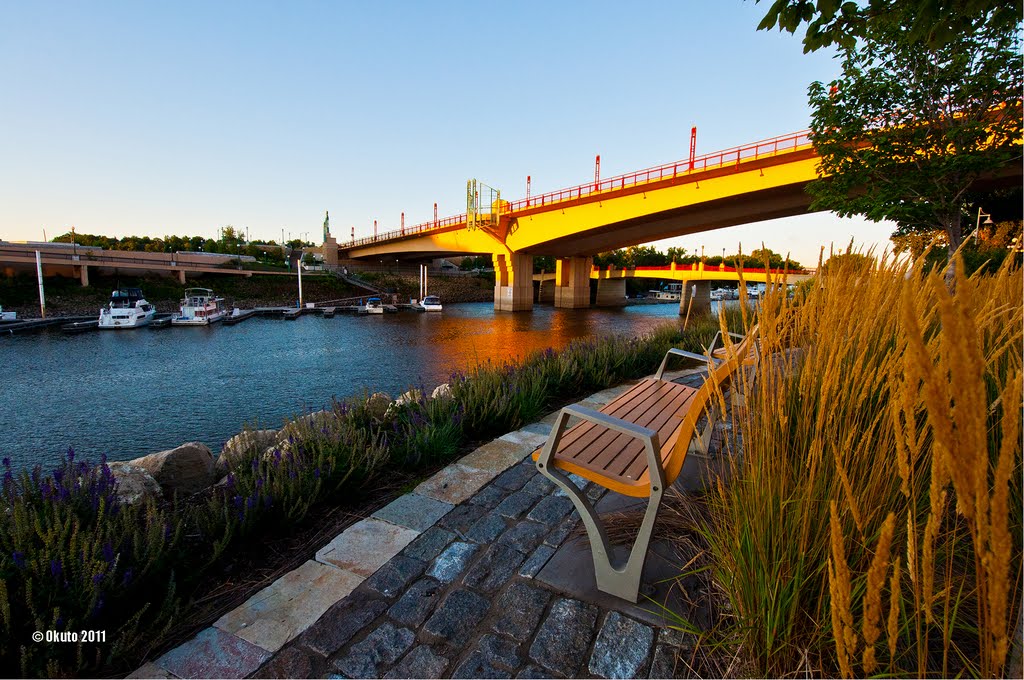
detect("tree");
top-left (754, 0), bottom-right (1021, 53)
top-left (803, 5), bottom-right (1021, 255)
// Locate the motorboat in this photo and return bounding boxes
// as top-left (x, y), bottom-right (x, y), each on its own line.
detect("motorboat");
top-left (171, 287), bottom-right (226, 326)
top-left (649, 283), bottom-right (682, 301)
top-left (420, 295), bottom-right (442, 312)
top-left (98, 287), bottom-right (156, 329)
top-left (363, 297), bottom-right (384, 315)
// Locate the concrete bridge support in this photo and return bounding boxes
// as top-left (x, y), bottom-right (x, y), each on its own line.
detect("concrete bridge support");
top-left (679, 280), bottom-right (711, 316)
top-left (554, 256), bottom-right (592, 309)
top-left (76, 264), bottom-right (89, 287)
top-left (177, 270), bottom-right (186, 285)
top-left (596, 277), bottom-right (627, 307)
top-left (493, 252), bottom-right (534, 312)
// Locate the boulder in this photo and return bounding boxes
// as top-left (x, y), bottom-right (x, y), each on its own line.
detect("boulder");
top-left (394, 389), bottom-right (423, 407)
top-left (363, 392), bottom-right (392, 420)
top-left (130, 442), bottom-right (215, 495)
top-left (430, 383), bottom-right (452, 401)
top-left (217, 429), bottom-right (278, 475)
top-left (107, 463), bottom-right (162, 505)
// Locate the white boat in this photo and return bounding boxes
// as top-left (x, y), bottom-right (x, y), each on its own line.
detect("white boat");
top-left (171, 287), bottom-right (226, 326)
top-left (0, 306), bottom-right (15, 321)
top-left (420, 295), bottom-right (442, 312)
top-left (98, 287), bottom-right (156, 329)
top-left (649, 283), bottom-right (682, 301)
top-left (364, 297), bottom-right (384, 315)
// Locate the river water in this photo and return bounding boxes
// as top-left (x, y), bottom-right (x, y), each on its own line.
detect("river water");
top-left (1, 302), bottom-right (709, 471)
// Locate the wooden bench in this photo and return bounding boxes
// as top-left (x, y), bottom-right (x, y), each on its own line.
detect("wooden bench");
top-left (532, 326), bottom-right (758, 602)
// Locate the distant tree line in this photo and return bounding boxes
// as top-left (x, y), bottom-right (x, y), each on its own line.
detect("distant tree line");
top-left (49, 226), bottom-right (316, 265)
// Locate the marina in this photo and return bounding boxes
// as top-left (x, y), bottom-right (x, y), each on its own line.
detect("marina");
top-left (0, 301), bottom-right (729, 471)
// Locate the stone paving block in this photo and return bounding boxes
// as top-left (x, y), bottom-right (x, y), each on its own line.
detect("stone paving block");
top-left (426, 541), bottom-right (479, 583)
top-left (452, 654), bottom-right (513, 679)
top-left (472, 633), bottom-right (523, 671)
top-left (126, 662), bottom-right (174, 679)
top-left (491, 463), bottom-right (536, 492)
top-left (521, 474), bottom-right (556, 496)
top-left (492, 582), bottom-right (552, 642)
top-left (421, 588), bottom-right (490, 647)
top-left (497, 520), bottom-right (548, 555)
top-left (402, 526), bottom-right (456, 563)
top-left (528, 598), bottom-right (599, 678)
top-left (372, 493), bottom-right (454, 532)
top-left (333, 622), bottom-right (415, 678)
top-left (155, 627), bottom-right (272, 679)
top-left (553, 472), bottom-right (589, 497)
top-left (588, 612), bottom-right (655, 679)
top-left (316, 518), bottom-right (420, 577)
top-left (498, 429), bottom-right (550, 449)
top-left (415, 463), bottom-right (499, 505)
top-left (516, 665), bottom-right (555, 678)
top-left (466, 484), bottom-right (510, 509)
top-left (521, 421), bottom-right (553, 436)
top-left (436, 502), bottom-right (487, 535)
top-left (252, 644), bottom-right (326, 679)
top-left (365, 555), bottom-right (428, 599)
top-left (463, 543), bottom-right (527, 594)
top-left (388, 577), bottom-right (444, 628)
top-left (526, 495), bottom-right (573, 526)
top-left (300, 592), bottom-right (388, 657)
top-left (495, 489), bottom-right (542, 520)
top-left (648, 642), bottom-right (680, 679)
top-left (544, 516), bottom-right (580, 548)
top-left (461, 439), bottom-right (531, 473)
top-left (383, 645), bottom-right (450, 679)
top-left (214, 559), bottom-right (363, 653)
top-left (465, 510), bottom-right (509, 544)
top-left (519, 544), bottom-right (556, 579)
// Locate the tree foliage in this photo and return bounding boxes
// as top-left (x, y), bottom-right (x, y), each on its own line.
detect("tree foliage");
top-left (754, 0), bottom-right (1021, 53)
top-left (804, 5), bottom-right (1022, 253)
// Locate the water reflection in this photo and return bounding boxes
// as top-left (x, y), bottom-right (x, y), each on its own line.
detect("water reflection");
top-left (0, 302), bottom-right (704, 470)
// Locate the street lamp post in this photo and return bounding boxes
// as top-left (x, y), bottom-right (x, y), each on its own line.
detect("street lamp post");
top-left (974, 207), bottom-right (993, 242)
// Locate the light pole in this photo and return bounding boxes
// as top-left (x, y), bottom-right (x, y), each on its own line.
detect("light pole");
top-left (974, 207), bottom-right (993, 242)
top-left (71, 225), bottom-right (77, 258)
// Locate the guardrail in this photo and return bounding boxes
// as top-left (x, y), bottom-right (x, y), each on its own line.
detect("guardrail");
top-left (0, 247), bottom-right (251, 271)
top-left (344, 128), bottom-right (813, 249)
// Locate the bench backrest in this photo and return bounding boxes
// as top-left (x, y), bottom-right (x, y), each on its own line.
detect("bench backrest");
top-left (662, 325), bottom-right (758, 484)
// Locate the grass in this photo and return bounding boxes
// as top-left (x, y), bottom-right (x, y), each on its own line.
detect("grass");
top-left (679, 251), bottom-right (1022, 677)
top-left (0, 310), bottom-right (737, 678)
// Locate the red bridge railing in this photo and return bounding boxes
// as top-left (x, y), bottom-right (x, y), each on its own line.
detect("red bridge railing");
top-left (346, 128), bottom-right (813, 248)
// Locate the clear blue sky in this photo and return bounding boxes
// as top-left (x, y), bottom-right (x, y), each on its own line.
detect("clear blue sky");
top-left (0, 0), bottom-right (894, 266)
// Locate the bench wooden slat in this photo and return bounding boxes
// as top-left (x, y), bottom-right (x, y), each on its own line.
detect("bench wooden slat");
top-left (534, 379), bottom-right (697, 490)
top-left (557, 380), bottom-right (689, 461)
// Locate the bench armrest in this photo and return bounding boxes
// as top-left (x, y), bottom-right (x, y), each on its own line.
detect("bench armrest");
top-left (655, 347), bottom-right (722, 380)
top-left (536, 404), bottom-right (666, 492)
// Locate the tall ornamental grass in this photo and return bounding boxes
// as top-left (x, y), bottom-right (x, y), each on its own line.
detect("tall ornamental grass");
top-left (1, 311), bottom-right (736, 678)
top-left (701, 252), bottom-right (1022, 677)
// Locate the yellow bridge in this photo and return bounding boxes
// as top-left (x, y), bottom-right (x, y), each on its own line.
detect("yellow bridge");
top-left (330, 126), bottom-right (1017, 313)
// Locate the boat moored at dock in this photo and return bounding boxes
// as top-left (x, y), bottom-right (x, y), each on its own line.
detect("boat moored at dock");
top-left (98, 287), bottom-right (156, 329)
top-left (171, 288), bottom-right (226, 326)
top-left (420, 295), bottom-right (442, 312)
top-left (363, 297), bottom-right (384, 315)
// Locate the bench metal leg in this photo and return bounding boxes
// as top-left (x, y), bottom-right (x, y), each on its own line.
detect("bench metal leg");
top-left (535, 409), bottom-right (665, 603)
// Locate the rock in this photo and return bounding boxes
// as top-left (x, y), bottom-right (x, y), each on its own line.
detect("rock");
top-left (107, 463), bottom-right (162, 504)
top-left (394, 389), bottom-right (423, 407)
top-left (130, 442), bottom-right (215, 495)
top-left (217, 429), bottom-right (278, 475)
top-left (364, 392), bottom-right (392, 420)
top-left (431, 383), bottom-right (452, 400)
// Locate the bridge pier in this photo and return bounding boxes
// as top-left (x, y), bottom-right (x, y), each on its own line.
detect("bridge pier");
top-left (679, 280), bottom-right (711, 316)
top-left (536, 272), bottom-right (555, 303)
top-left (595, 275), bottom-right (626, 307)
top-left (554, 256), bottom-right (592, 309)
top-left (177, 269), bottom-right (186, 285)
top-left (493, 253), bottom-right (533, 312)
top-left (76, 264), bottom-right (89, 287)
